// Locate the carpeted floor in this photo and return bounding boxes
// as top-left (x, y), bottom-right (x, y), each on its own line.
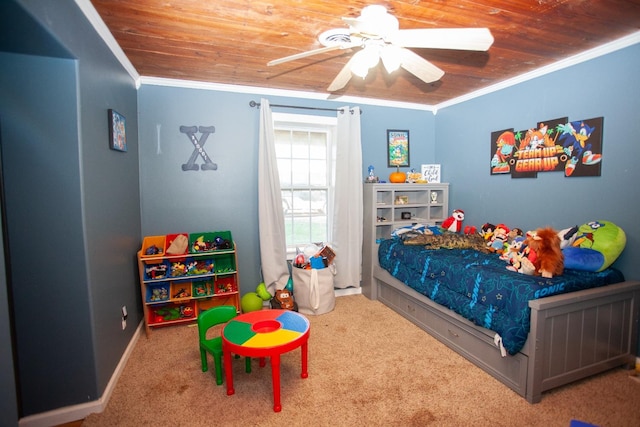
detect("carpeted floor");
top-left (83, 294), bottom-right (640, 426)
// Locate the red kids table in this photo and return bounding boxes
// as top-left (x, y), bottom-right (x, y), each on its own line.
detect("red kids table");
top-left (221, 309), bottom-right (310, 412)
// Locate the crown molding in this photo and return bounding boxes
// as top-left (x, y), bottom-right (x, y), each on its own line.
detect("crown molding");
top-left (138, 76), bottom-right (434, 111)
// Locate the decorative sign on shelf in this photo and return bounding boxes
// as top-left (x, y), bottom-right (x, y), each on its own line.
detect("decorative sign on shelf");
top-left (421, 164), bottom-right (441, 183)
top-left (490, 116), bottom-right (603, 178)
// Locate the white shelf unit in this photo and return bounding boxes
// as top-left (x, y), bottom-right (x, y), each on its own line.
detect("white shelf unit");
top-left (362, 183), bottom-right (449, 299)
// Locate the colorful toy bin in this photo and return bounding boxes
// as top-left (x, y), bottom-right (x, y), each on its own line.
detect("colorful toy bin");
top-left (146, 284), bottom-right (170, 303)
top-left (148, 301), bottom-right (196, 325)
top-left (192, 280), bottom-right (213, 297)
top-left (141, 235), bottom-right (166, 261)
top-left (215, 276), bottom-right (238, 294)
top-left (170, 282), bottom-right (192, 300)
top-left (144, 260), bottom-right (170, 281)
top-left (189, 231), bottom-right (234, 253)
top-left (164, 233), bottom-right (189, 260)
top-left (212, 253), bottom-right (236, 274)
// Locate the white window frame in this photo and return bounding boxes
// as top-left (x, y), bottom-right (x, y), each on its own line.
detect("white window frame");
top-left (272, 112), bottom-right (336, 256)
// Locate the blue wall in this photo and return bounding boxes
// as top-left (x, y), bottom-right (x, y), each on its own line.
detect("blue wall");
top-left (138, 87), bottom-right (435, 292)
top-left (0, 51), bottom-right (95, 416)
top-left (1, 0), bottom-right (141, 419)
top-left (436, 43), bottom-right (640, 281)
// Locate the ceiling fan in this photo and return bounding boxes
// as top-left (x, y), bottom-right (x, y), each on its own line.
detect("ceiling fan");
top-left (267, 5), bottom-right (494, 92)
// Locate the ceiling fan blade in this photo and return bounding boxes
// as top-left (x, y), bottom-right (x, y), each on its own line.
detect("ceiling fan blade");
top-left (398, 48), bottom-right (445, 84)
top-left (327, 55), bottom-right (361, 92)
top-left (268, 45), bottom-right (343, 67)
top-left (389, 28), bottom-right (494, 51)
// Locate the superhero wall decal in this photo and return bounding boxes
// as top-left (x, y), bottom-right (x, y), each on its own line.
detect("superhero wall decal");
top-left (490, 117), bottom-right (604, 178)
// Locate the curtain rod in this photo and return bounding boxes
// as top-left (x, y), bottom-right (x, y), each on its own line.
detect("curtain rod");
top-left (249, 100), bottom-right (362, 114)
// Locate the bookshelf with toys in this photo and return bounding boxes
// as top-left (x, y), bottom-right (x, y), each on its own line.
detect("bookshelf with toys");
top-left (137, 230), bottom-right (240, 336)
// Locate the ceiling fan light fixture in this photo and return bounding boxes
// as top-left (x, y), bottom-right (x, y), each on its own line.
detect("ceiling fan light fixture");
top-left (350, 46), bottom-right (380, 78)
top-left (349, 5), bottom-right (399, 39)
top-left (380, 45), bottom-right (402, 73)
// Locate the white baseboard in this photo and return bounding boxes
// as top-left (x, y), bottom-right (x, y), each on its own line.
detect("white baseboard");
top-left (18, 321), bottom-right (144, 427)
top-left (335, 287), bottom-right (362, 297)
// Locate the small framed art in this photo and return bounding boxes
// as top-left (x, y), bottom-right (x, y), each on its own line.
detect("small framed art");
top-left (108, 109), bottom-right (127, 152)
top-left (395, 195), bottom-right (409, 205)
top-left (387, 129), bottom-right (410, 167)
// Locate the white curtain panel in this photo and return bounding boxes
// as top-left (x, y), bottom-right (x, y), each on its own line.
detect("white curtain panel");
top-left (332, 106), bottom-right (363, 288)
top-left (258, 98), bottom-right (290, 294)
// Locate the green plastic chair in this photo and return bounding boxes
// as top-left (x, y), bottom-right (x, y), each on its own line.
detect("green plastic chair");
top-left (198, 305), bottom-right (251, 385)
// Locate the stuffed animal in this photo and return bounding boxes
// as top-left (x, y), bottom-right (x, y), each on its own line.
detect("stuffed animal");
top-left (563, 220), bottom-right (626, 271)
top-left (557, 225), bottom-right (579, 249)
top-left (522, 227), bottom-right (564, 278)
top-left (503, 236), bottom-right (537, 275)
top-left (463, 225), bottom-right (477, 235)
top-left (500, 236), bottom-right (525, 262)
top-left (480, 223), bottom-right (496, 241)
top-left (507, 228), bottom-right (524, 243)
top-left (442, 209), bottom-right (465, 233)
top-left (506, 249), bottom-right (536, 275)
top-left (488, 223), bottom-right (510, 254)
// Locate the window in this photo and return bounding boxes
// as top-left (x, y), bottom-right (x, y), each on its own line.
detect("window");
top-left (273, 113), bottom-right (336, 254)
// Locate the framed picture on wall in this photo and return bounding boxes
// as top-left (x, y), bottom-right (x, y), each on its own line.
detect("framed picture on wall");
top-left (108, 109), bottom-right (127, 152)
top-left (387, 129), bottom-right (410, 167)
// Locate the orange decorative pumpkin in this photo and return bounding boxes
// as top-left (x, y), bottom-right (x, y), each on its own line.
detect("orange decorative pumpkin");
top-left (389, 167), bottom-right (406, 183)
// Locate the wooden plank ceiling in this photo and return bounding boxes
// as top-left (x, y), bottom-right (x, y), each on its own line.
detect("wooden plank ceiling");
top-left (91, 0), bottom-right (640, 106)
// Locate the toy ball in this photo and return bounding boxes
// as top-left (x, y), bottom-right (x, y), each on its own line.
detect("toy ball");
top-left (241, 292), bottom-right (263, 313)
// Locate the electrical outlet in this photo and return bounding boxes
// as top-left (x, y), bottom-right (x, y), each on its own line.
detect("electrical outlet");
top-left (121, 305), bottom-right (128, 330)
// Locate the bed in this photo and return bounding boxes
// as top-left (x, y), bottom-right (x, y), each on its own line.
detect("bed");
top-left (369, 237), bottom-right (640, 403)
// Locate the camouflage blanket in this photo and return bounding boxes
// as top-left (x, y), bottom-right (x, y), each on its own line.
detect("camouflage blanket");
top-left (403, 231), bottom-right (491, 253)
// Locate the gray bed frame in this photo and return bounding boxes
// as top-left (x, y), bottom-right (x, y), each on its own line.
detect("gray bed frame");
top-left (368, 264), bottom-right (640, 403)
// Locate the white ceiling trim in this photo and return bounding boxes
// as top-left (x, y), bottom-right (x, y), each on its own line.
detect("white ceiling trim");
top-left (138, 76), bottom-right (435, 111)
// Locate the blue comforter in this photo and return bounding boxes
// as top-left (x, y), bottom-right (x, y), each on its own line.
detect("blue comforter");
top-left (378, 238), bottom-right (625, 355)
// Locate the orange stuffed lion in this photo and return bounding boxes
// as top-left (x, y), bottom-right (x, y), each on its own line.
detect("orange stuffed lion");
top-left (521, 227), bottom-right (564, 278)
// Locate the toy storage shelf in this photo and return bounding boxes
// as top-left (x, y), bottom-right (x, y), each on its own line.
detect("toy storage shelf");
top-left (137, 231), bottom-right (241, 337)
top-left (362, 183), bottom-right (449, 299)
